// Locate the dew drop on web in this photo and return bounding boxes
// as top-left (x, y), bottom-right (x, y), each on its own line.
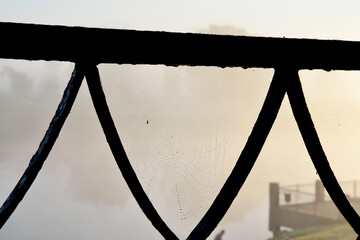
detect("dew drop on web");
top-left (100, 64), bottom-right (229, 237)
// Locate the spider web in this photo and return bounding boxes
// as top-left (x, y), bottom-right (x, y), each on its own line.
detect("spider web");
top-left (99, 64), bottom-right (226, 235)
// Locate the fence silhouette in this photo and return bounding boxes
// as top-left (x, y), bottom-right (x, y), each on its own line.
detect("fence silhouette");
top-left (1, 22), bottom-right (360, 239)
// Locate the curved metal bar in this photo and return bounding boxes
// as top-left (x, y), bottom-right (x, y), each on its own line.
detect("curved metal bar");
top-left (187, 69), bottom-right (287, 240)
top-left (0, 64), bottom-right (85, 229)
top-left (84, 65), bottom-right (178, 240)
top-left (285, 68), bottom-right (360, 235)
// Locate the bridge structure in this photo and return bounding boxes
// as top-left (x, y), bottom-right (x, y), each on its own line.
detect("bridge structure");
top-left (1, 22), bottom-right (360, 239)
top-left (270, 181), bottom-right (360, 236)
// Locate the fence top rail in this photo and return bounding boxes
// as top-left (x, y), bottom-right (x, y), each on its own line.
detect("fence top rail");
top-left (280, 189), bottom-right (315, 196)
top-left (281, 180), bottom-right (360, 190)
top-left (1, 22), bottom-right (360, 71)
top-left (280, 183), bottom-right (315, 189)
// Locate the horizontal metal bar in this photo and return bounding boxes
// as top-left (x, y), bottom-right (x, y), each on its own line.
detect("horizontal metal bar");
top-left (280, 189), bottom-right (315, 196)
top-left (280, 183), bottom-right (315, 189)
top-left (1, 22), bottom-right (360, 70)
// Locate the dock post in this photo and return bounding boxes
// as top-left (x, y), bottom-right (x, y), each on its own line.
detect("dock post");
top-left (269, 182), bottom-right (280, 236)
top-left (315, 180), bottom-right (324, 202)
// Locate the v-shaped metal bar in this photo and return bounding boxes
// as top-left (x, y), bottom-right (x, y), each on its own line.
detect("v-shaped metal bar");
top-left (83, 65), bottom-right (292, 239)
top-left (285, 69), bottom-right (360, 235)
top-left (189, 68), bottom-right (360, 239)
top-left (0, 64), bottom-right (85, 229)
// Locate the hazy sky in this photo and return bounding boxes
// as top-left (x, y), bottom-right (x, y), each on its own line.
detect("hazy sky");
top-left (2, 1), bottom-right (360, 240)
top-left (2, 0), bottom-right (360, 39)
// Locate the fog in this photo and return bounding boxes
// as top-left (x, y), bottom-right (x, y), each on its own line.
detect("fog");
top-left (1, 26), bottom-right (360, 239)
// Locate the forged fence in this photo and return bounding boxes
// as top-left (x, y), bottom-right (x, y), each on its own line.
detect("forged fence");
top-left (279, 181), bottom-right (360, 206)
top-left (279, 183), bottom-right (316, 206)
top-left (1, 22), bottom-right (360, 239)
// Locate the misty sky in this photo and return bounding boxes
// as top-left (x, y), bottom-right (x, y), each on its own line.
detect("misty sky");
top-left (2, 1), bottom-right (360, 240)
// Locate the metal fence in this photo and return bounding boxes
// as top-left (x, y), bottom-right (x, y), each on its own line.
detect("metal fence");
top-left (280, 181), bottom-right (360, 206)
top-left (279, 183), bottom-right (316, 206)
top-left (1, 22), bottom-right (360, 239)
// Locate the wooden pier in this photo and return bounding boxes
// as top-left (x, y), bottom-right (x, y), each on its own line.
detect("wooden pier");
top-left (269, 181), bottom-right (360, 236)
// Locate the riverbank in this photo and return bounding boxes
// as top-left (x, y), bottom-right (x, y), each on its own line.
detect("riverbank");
top-left (270, 222), bottom-right (357, 240)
